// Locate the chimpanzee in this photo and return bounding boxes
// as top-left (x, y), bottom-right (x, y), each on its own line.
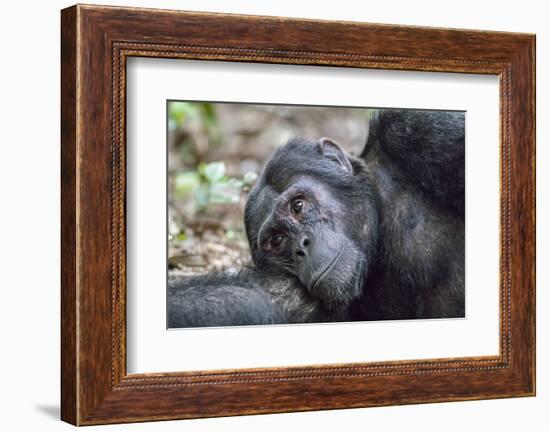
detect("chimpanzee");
top-left (168, 269), bottom-right (339, 328)
top-left (168, 109), bottom-right (465, 328)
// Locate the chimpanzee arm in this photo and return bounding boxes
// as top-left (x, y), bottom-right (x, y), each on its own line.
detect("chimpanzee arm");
top-left (168, 283), bottom-right (285, 328)
top-left (167, 269), bottom-right (339, 329)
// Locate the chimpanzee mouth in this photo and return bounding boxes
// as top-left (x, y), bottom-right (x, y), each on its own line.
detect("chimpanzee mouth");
top-left (310, 246), bottom-right (345, 292)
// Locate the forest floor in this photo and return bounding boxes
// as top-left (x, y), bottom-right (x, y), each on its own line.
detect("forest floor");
top-left (168, 217), bottom-right (250, 277)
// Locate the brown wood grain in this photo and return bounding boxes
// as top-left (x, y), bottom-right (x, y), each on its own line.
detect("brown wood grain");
top-left (60, 5), bottom-right (78, 425)
top-left (60, 4), bottom-right (536, 425)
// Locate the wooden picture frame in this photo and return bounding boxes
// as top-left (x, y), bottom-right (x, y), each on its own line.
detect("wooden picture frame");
top-left (61, 4), bottom-right (535, 425)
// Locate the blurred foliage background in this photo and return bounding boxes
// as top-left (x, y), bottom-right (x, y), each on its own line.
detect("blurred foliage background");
top-left (168, 101), bottom-right (374, 276)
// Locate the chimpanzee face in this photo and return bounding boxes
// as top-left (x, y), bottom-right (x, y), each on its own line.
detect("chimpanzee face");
top-left (245, 138), bottom-right (376, 310)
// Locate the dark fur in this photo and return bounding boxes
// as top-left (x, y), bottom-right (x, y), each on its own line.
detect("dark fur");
top-left (168, 267), bottom-right (341, 328)
top-left (362, 109), bottom-right (465, 215)
top-left (168, 109), bottom-right (465, 328)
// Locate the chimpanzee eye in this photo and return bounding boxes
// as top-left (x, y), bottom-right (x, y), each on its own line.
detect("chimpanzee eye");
top-left (271, 234), bottom-right (284, 247)
top-left (291, 199), bottom-right (304, 215)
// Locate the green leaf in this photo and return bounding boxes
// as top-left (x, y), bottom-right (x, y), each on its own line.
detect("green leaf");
top-left (174, 171), bottom-right (201, 195)
top-left (168, 102), bottom-right (202, 125)
top-left (209, 181), bottom-right (240, 204)
top-left (243, 171), bottom-right (258, 185)
top-left (203, 162), bottom-right (226, 183)
top-left (168, 218), bottom-right (180, 237)
top-left (168, 217), bottom-right (180, 240)
top-left (226, 177), bottom-right (243, 188)
top-left (197, 162), bottom-right (207, 177)
top-left (194, 186), bottom-right (210, 209)
top-left (200, 103), bottom-right (216, 123)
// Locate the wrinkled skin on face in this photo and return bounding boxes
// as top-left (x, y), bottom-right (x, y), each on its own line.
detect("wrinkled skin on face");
top-left (245, 138), bottom-right (378, 311)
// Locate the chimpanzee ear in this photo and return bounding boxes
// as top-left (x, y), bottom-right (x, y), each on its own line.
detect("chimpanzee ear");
top-left (317, 137), bottom-right (353, 174)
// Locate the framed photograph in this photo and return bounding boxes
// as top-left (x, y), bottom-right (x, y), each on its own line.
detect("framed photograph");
top-left (61, 4), bottom-right (535, 425)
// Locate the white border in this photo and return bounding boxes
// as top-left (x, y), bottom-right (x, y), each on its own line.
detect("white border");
top-left (126, 58), bottom-right (500, 373)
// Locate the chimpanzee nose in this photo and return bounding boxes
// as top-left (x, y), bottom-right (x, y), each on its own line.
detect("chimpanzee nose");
top-left (295, 235), bottom-right (310, 259)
